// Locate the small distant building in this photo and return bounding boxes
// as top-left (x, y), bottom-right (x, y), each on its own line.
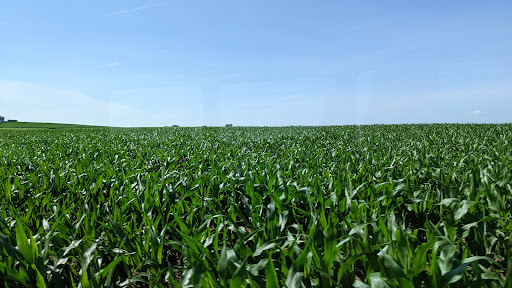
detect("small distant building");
top-left (0, 115), bottom-right (4, 123)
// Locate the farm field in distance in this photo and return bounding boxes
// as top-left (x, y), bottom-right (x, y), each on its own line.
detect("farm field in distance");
top-left (0, 122), bottom-right (104, 130)
top-left (0, 124), bottom-right (511, 287)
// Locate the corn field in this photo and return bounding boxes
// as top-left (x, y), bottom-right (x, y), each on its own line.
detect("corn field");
top-left (0, 124), bottom-right (511, 287)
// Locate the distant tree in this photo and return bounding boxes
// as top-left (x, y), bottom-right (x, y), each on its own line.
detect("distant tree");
top-left (225, 124), bottom-right (233, 128)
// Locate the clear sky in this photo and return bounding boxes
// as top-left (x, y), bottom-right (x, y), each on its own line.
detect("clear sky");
top-left (1, 1), bottom-right (511, 126)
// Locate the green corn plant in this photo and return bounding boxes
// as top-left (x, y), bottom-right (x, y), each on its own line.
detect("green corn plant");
top-left (0, 124), bottom-right (510, 287)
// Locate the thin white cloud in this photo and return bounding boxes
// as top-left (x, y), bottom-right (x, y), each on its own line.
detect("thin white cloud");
top-left (106, 3), bottom-right (166, 16)
top-left (472, 110), bottom-right (488, 114)
top-left (0, 81), bottom-right (202, 127)
top-left (104, 62), bottom-right (119, 68)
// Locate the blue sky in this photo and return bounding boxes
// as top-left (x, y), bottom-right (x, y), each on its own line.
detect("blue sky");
top-left (0, 1), bottom-right (511, 126)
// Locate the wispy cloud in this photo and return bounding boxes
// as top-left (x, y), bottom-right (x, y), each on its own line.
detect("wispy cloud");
top-left (106, 3), bottom-right (166, 16)
top-left (104, 62), bottom-right (119, 68)
top-left (0, 81), bottom-right (205, 127)
top-left (472, 110), bottom-right (488, 115)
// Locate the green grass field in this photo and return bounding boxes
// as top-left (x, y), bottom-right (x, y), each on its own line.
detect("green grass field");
top-left (0, 124), bottom-right (511, 287)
